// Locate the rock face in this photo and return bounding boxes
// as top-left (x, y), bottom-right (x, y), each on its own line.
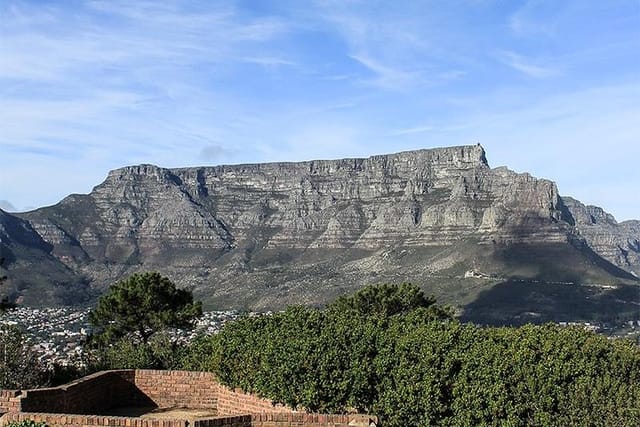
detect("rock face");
top-left (1, 144), bottom-right (638, 315)
top-left (562, 197), bottom-right (640, 277)
top-left (0, 209), bottom-right (89, 305)
top-left (24, 145), bottom-right (566, 250)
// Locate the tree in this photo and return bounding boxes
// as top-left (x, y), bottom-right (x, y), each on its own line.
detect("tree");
top-left (327, 283), bottom-right (452, 320)
top-left (0, 324), bottom-right (47, 389)
top-left (88, 272), bottom-right (202, 346)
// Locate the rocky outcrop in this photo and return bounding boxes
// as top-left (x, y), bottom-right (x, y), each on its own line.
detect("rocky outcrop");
top-left (0, 208), bottom-right (51, 251)
top-left (2, 144), bottom-right (638, 310)
top-left (562, 197), bottom-right (640, 277)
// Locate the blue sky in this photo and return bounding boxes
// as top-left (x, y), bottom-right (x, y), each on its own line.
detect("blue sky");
top-left (1, 0), bottom-right (638, 220)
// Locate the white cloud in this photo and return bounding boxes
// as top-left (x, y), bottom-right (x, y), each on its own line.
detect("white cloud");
top-left (305, 2), bottom-right (446, 91)
top-left (241, 57), bottom-right (297, 68)
top-left (0, 1), bottom-right (289, 86)
top-left (496, 51), bottom-right (558, 78)
top-left (0, 0), bottom-right (296, 178)
top-left (348, 53), bottom-right (422, 90)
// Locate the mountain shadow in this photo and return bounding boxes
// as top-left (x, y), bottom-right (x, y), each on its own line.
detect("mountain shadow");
top-left (461, 280), bottom-right (640, 326)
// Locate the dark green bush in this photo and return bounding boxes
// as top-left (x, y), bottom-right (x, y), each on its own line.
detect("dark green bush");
top-left (182, 284), bottom-right (640, 427)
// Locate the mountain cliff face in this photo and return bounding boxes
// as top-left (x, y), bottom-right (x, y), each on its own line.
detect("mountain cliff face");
top-left (23, 145), bottom-right (568, 251)
top-left (562, 197), bottom-right (640, 277)
top-left (0, 209), bottom-right (89, 305)
top-left (1, 145), bottom-right (638, 321)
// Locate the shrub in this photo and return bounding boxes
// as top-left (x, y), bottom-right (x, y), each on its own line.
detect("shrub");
top-left (187, 284), bottom-right (640, 426)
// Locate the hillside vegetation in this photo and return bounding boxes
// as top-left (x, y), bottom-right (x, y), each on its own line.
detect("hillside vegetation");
top-left (181, 284), bottom-right (640, 426)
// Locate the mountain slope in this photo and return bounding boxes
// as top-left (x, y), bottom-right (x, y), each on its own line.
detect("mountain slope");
top-left (0, 209), bottom-right (92, 306)
top-left (3, 144), bottom-right (638, 322)
top-left (562, 197), bottom-right (640, 277)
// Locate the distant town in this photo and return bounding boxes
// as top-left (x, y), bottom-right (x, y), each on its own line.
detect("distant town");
top-left (1, 307), bottom-right (638, 367)
top-left (0, 307), bottom-right (247, 367)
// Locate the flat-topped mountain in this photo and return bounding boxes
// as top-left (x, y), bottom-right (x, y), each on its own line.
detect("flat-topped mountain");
top-left (1, 145), bottom-right (638, 324)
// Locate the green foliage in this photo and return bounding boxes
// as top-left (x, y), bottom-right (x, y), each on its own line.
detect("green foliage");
top-left (5, 421), bottom-right (47, 427)
top-left (183, 283), bottom-right (640, 427)
top-left (327, 282), bottom-right (452, 320)
top-left (203, 306), bottom-right (325, 410)
top-left (0, 324), bottom-right (48, 389)
top-left (88, 272), bottom-right (202, 346)
top-left (179, 332), bottom-right (223, 372)
top-left (87, 332), bottom-right (186, 371)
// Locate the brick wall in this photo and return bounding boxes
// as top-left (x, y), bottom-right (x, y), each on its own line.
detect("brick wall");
top-left (0, 370), bottom-right (377, 427)
top-left (213, 383), bottom-right (287, 416)
top-left (9, 370), bottom-right (284, 415)
top-left (249, 413), bottom-right (376, 427)
top-left (193, 415), bottom-right (252, 427)
top-left (0, 412), bottom-right (376, 427)
top-left (0, 390), bottom-right (20, 414)
top-left (17, 370), bottom-right (152, 414)
top-left (133, 370), bottom-right (218, 409)
top-left (193, 414), bottom-right (377, 427)
top-left (0, 411), bottom-right (187, 427)
top-left (131, 370), bottom-right (289, 414)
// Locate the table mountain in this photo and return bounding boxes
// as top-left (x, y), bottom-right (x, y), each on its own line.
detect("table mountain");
top-left (1, 144), bottom-right (638, 324)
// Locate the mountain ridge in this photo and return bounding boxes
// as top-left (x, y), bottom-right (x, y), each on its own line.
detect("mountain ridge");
top-left (1, 144), bottom-right (638, 324)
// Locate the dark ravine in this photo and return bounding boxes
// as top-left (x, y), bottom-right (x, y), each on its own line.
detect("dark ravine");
top-left (1, 144), bottom-right (638, 324)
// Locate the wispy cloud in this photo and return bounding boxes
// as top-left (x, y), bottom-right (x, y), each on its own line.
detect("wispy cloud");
top-left (348, 54), bottom-right (423, 90)
top-left (509, 0), bottom-right (560, 37)
top-left (0, 0), bottom-right (292, 171)
top-left (1, 1), bottom-right (289, 82)
top-left (241, 57), bottom-right (297, 68)
top-left (321, 74), bottom-right (353, 81)
top-left (304, 2), bottom-right (449, 90)
top-left (496, 50), bottom-right (559, 78)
